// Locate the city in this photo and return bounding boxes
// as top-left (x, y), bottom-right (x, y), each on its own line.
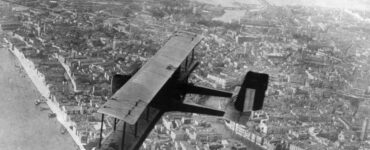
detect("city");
top-left (0, 0), bottom-right (370, 150)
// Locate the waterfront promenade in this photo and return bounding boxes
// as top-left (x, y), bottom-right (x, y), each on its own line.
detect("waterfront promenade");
top-left (0, 46), bottom-right (75, 150)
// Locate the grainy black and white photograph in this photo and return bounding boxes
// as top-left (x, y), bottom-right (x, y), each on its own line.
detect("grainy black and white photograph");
top-left (0, 0), bottom-right (370, 150)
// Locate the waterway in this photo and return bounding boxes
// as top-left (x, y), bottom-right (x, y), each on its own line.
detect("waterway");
top-left (192, 0), bottom-right (260, 8)
top-left (193, 0), bottom-right (369, 12)
top-left (0, 45), bottom-right (75, 149)
top-left (266, 0), bottom-right (370, 11)
top-left (213, 9), bottom-right (246, 23)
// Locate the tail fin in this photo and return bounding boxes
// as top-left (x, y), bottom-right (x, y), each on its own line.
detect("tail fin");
top-left (224, 71), bottom-right (269, 125)
top-left (235, 71), bottom-right (269, 112)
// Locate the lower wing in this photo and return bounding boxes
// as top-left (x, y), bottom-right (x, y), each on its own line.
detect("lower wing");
top-left (101, 106), bottom-right (164, 150)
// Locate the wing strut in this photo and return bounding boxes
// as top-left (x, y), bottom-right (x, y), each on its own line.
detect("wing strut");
top-left (113, 118), bottom-right (117, 131)
top-left (134, 123), bottom-right (138, 137)
top-left (179, 61), bottom-right (200, 81)
top-left (98, 114), bottom-right (105, 148)
top-left (121, 122), bottom-right (126, 150)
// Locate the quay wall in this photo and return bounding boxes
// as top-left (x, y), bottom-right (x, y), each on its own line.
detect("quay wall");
top-left (225, 121), bottom-right (274, 150)
top-left (5, 34), bottom-right (87, 150)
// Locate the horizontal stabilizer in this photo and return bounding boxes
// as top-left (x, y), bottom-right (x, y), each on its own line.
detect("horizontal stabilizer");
top-left (186, 84), bottom-right (233, 98)
top-left (172, 103), bottom-right (225, 116)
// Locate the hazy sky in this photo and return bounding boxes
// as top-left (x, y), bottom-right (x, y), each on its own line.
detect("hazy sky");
top-left (193, 0), bottom-right (370, 11)
top-left (268, 0), bottom-right (370, 11)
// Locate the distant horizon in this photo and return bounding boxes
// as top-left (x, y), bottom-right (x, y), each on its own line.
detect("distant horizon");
top-left (268, 0), bottom-right (370, 11)
top-left (192, 0), bottom-right (370, 12)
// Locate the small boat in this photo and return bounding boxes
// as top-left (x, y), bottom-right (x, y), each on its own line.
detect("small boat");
top-left (34, 99), bottom-right (46, 105)
top-left (48, 113), bottom-right (56, 118)
top-left (34, 99), bottom-right (41, 105)
top-left (60, 126), bottom-right (67, 134)
top-left (39, 107), bottom-right (49, 111)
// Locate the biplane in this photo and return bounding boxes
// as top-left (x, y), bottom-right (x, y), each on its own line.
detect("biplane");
top-left (96, 31), bottom-right (269, 150)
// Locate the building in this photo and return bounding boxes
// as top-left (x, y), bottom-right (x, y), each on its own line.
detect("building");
top-left (207, 74), bottom-right (227, 89)
top-left (171, 130), bottom-right (188, 141)
top-left (289, 128), bottom-right (309, 140)
top-left (186, 128), bottom-right (222, 142)
top-left (361, 119), bottom-right (369, 141)
top-left (1, 21), bottom-right (22, 30)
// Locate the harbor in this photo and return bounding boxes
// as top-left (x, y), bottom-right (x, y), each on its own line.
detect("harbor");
top-left (0, 39), bottom-right (75, 150)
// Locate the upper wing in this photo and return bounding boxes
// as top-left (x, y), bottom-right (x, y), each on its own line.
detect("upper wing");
top-left (98, 33), bottom-right (203, 124)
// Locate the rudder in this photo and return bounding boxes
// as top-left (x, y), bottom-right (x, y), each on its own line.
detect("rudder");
top-left (235, 71), bottom-right (269, 112)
